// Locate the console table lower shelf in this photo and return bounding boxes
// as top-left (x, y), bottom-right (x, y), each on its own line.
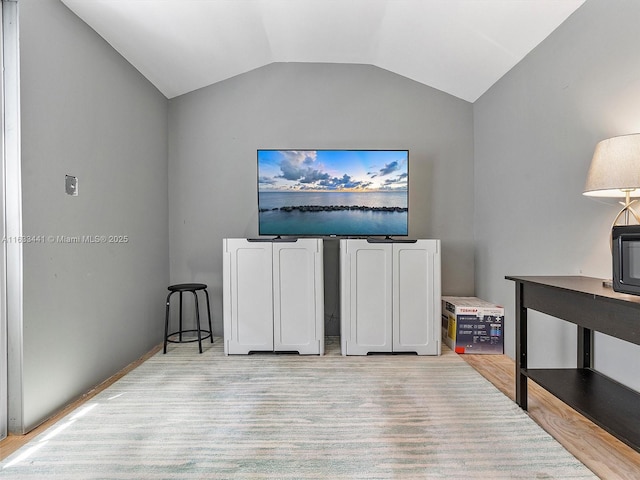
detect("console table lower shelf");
top-left (507, 275), bottom-right (640, 453)
top-left (524, 367), bottom-right (640, 450)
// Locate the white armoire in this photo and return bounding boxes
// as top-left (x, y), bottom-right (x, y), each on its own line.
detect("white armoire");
top-left (223, 238), bottom-right (324, 355)
top-left (340, 239), bottom-right (441, 355)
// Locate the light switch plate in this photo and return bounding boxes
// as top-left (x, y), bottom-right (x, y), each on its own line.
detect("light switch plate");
top-left (65, 175), bottom-right (78, 196)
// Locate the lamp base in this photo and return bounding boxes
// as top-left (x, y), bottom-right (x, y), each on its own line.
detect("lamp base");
top-left (613, 197), bottom-right (640, 226)
top-left (609, 199), bottom-right (640, 251)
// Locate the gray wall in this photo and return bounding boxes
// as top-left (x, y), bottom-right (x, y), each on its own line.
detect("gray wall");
top-left (168, 62), bottom-right (474, 335)
top-left (474, 0), bottom-right (640, 391)
top-left (13, 0), bottom-right (169, 432)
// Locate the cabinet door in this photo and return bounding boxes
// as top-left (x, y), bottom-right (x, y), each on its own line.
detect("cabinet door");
top-left (223, 239), bottom-right (274, 354)
top-left (341, 239), bottom-right (392, 355)
top-left (273, 239), bottom-right (324, 354)
top-left (392, 240), bottom-right (441, 355)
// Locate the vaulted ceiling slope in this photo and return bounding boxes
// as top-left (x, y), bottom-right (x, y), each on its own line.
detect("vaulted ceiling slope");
top-left (60, 0), bottom-right (585, 102)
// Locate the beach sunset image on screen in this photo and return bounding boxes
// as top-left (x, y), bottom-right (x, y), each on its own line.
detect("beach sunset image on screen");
top-left (257, 150), bottom-right (408, 236)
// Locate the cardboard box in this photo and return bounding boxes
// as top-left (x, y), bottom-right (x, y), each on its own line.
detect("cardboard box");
top-left (442, 296), bottom-right (504, 354)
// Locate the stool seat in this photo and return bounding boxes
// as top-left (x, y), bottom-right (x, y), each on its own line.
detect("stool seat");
top-left (164, 283), bottom-right (213, 354)
top-left (168, 283), bottom-right (207, 292)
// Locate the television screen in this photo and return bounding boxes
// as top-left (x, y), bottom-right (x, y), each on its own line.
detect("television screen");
top-left (257, 149), bottom-right (408, 237)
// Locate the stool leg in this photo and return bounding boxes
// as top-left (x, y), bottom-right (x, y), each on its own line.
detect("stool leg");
top-left (179, 291), bottom-right (183, 342)
top-left (204, 288), bottom-right (213, 343)
top-left (193, 291), bottom-right (203, 353)
top-left (164, 291), bottom-right (173, 354)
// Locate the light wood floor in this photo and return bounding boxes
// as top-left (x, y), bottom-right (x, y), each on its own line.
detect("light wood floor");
top-left (461, 353), bottom-right (640, 480)
top-left (1, 345), bottom-right (639, 479)
top-left (0, 344), bottom-right (163, 462)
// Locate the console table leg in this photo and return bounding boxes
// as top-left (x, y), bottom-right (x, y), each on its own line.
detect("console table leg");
top-left (515, 281), bottom-right (528, 410)
top-left (578, 326), bottom-right (593, 369)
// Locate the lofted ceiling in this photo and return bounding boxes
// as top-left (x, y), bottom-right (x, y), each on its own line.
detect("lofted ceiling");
top-left (60, 0), bottom-right (585, 102)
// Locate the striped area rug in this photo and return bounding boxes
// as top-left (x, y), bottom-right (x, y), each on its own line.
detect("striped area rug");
top-left (1, 338), bottom-right (596, 479)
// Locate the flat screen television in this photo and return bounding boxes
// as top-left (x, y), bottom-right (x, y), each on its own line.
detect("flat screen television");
top-left (257, 149), bottom-right (408, 237)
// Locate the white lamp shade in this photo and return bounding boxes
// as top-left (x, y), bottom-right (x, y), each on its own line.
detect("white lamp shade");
top-left (584, 134), bottom-right (640, 198)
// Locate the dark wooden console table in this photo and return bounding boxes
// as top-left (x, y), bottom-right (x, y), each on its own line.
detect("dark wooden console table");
top-left (506, 275), bottom-right (640, 452)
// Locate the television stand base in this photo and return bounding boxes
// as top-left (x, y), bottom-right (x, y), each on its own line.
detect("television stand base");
top-left (366, 236), bottom-right (417, 243)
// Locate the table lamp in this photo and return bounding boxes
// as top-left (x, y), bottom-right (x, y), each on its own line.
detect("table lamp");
top-left (583, 134), bottom-right (640, 226)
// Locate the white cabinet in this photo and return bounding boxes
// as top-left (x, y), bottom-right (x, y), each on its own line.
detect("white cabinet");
top-left (223, 239), bottom-right (273, 354)
top-left (223, 238), bottom-right (324, 355)
top-left (340, 239), bottom-right (441, 355)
